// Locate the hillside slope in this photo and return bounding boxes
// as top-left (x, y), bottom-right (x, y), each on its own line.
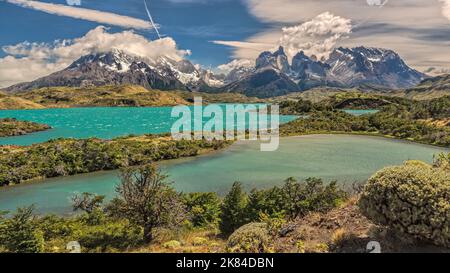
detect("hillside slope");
top-left (0, 91), bottom-right (45, 109)
top-left (14, 85), bottom-right (189, 108)
top-left (403, 74), bottom-right (450, 100)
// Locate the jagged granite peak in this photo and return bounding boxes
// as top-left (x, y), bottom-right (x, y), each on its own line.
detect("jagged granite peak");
top-left (221, 45), bottom-right (427, 97)
top-left (224, 66), bottom-right (255, 84)
top-left (291, 51), bottom-right (329, 85)
top-left (326, 46), bottom-right (426, 88)
top-left (255, 46), bottom-right (290, 73)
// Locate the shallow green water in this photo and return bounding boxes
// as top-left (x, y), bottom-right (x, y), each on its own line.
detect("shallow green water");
top-left (0, 135), bottom-right (447, 215)
top-left (0, 106), bottom-right (297, 146)
top-left (343, 109), bottom-right (379, 116)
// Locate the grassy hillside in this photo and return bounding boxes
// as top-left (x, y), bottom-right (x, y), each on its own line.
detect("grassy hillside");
top-left (271, 88), bottom-right (362, 103)
top-left (14, 85), bottom-right (189, 108)
top-left (402, 74), bottom-right (450, 100)
top-left (170, 90), bottom-right (262, 104)
top-left (0, 85), bottom-right (262, 109)
top-left (0, 91), bottom-right (45, 109)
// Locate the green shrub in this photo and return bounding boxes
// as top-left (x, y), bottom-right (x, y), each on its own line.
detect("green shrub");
top-left (226, 223), bottom-right (270, 253)
top-left (163, 240), bottom-right (181, 249)
top-left (359, 161), bottom-right (450, 247)
top-left (183, 192), bottom-right (221, 228)
top-left (74, 221), bottom-right (142, 252)
top-left (246, 187), bottom-right (285, 222)
top-left (434, 153), bottom-right (450, 171)
top-left (219, 182), bottom-right (248, 236)
top-left (0, 206), bottom-right (45, 253)
top-left (192, 237), bottom-right (208, 246)
top-left (280, 177), bottom-right (347, 220)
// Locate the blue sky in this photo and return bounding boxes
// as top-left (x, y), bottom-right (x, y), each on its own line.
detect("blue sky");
top-left (0, 0), bottom-right (449, 87)
top-left (0, 0), bottom-right (267, 66)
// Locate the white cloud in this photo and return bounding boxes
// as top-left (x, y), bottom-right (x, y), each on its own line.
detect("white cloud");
top-left (216, 59), bottom-right (254, 74)
top-left (244, 0), bottom-right (446, 26)
top-left (0, 26), bottom-right (190, 88)
top-left (279, 12), bottom-right (352, 61)
top-left (212, 0), bottom-right (450, 72)
top-left (5, 0), bottom-right (153, 29)
top-left (439, 0), bottom-right (450, 21)
top-left (212, 12), bottom-right (352, 62)
top-left (212, 40), bottom-right (273, 53)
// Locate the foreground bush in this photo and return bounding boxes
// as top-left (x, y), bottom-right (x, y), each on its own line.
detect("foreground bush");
top-left (183, 192), bottom-right (221, 228)
top-left (359, 160), bottom-right (450, 247)
top-left (226, 223), bottom-right (270, 253)
top-left (0, 206), bottom-right (44, 253)
top-left (219, 182), bottom-right (248, 236)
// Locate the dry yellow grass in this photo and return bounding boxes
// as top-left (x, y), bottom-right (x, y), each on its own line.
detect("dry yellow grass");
top-left (419, 118), bottom-right (450, 128)
top-left (0, 95), bottom-right (45, 109)
top-left (13, 85), bottom-right (189, 108)
top-left (130, 229), bottom-right (226, 253)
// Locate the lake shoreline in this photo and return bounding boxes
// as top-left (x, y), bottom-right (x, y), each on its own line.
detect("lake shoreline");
top-left (1, 133), bottom-right (447, 190)
top-left (1, 132), bottom-right (448, 189)
top-left (0, 133), bottom-right (447, 216)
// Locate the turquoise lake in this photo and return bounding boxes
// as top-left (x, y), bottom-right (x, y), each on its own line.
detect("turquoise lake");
top-left (0, 135), bottom-right (447, 215)
top-left (0, 106), bottom-right (297, 146)
top-left (0, 107), bottom-right (444, 215)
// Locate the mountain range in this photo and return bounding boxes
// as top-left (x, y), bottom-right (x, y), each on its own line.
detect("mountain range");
top-left (219, 46), bottom-right (426, 97)
top-left (5, 46), bottom-right (428, 98)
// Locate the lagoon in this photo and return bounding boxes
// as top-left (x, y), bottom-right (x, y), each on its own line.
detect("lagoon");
top-left (0, 134), bottom-right (447, 215)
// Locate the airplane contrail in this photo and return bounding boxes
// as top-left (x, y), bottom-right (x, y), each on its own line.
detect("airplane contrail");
top-left (144, 0), bottom-right (161, 39)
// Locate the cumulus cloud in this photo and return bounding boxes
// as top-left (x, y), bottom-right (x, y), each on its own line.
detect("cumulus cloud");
top-left (212, 12), bottom-right (352, 62)
top-left (279, 12), bottom-right (352, 61)
top-left (5, 0), bottom-right (153, 29)
top-left (216, 59), bottom-right (254, 74)
top-left (212, 0), bottom-right (450, 72)
top-left (0, 26), bottom-right (190, 88)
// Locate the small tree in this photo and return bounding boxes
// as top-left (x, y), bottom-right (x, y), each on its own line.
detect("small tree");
top-left (183, 192), bottom-right (221, 228)
top-left (219, 182), bottom-right (248, 236)
top-left (281, 177), bottom-right (347, 220)
top-left (111, 163), bottom-right (186, 243)
top-left (0, 206), bottom-right (44, 253)
top-left (71, 192), bottom-right (105, 214)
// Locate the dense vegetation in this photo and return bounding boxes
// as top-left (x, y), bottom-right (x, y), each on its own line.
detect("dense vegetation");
top-left (0, 118), bottom-right (50, 137)
top-left (280, 95), bottom-right (450, 147)
top-left (0, 164), bottom-right (347, 253)
top-left (0, 134), bottom-right (230, 186)
top-left (1, 90), bottom-right (449, 253)
top-left (359, 158), bottom-right (450, 247)
top-left (1, 154), bottom-right (449, 253)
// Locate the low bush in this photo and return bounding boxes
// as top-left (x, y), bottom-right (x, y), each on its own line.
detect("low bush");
top-left (226, 223), bottom-right (270, 253)
top-left (359, 160), bottom-right (450, 247)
